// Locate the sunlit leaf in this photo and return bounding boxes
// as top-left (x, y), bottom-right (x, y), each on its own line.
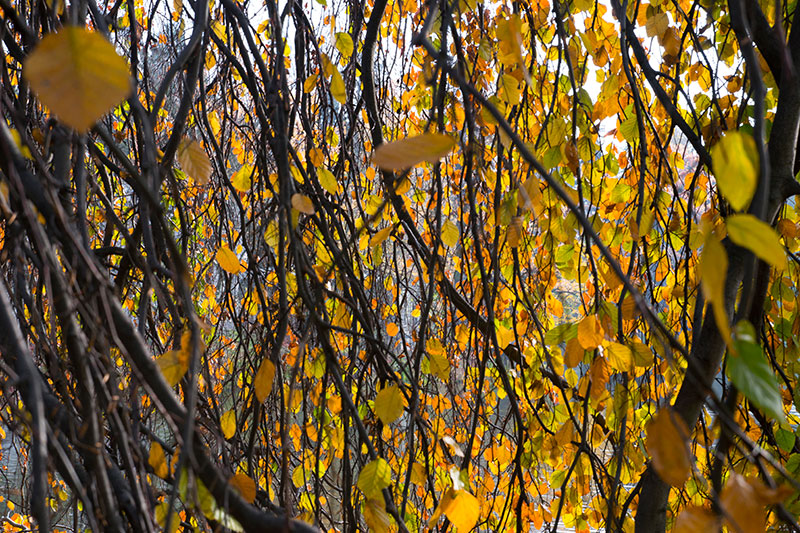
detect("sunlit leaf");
top-left (357, 458), bottom-right (392, 499)
top-left (231, 165), bottom-right (253, 192)
top-left (443, 489), bottom-right (481, 532)
top-left (673, 505), bottom-right (719, 533)
top-left (726, 214), bottom-right (787, 270)
top-left (645, 409), bottom-right (692, 487)
top-left (441, 220), bottom-right (460, 248)
top-left (156, 349), bottom-right (188, 387)
top-left (363, 498), bottom-right (392, 533)
top-left (335, 32), bottom-right (354, 57)
top-left (317, 167), bottom-right (339, 194)
top-left (577, 315), bottom-right (604, 350)
top-left (291, 193), bottom-right (315, 214)
top-left (605, 342), bottom-right (633, 373)
top-left (24, 27), bottom-right (132, 132)
top-left (712, 131), bottom-right (759, 212)
top-left (216, 245), bottom-right (245, 274)
top-left (372, 134), bottom-right (456, 171)
top-left (374, 384), bottom-right (405, 424)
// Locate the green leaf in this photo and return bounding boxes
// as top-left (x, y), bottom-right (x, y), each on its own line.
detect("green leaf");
top-left (775, 428), bottom-right (796, 452)
top-left (728, 328), bottom-right (785, 422)
top-left (23, 27), bottom-right (132, 132)
top-left (726, 214), bottom-right (786, 270)
top-left (372, 134), bottom-right (456, 171)
top-left (357, 458), bottom-right (392, 499)
top-left (712, 131), bottom-right (758, 212)
top-left (544, 322), bottom-right (577, 346)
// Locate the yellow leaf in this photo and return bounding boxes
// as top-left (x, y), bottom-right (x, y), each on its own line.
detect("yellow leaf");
top-left (291, 193), bottom-right (315, 214)
top-left (229, 473), bottom-right (256, 503)
top-left (156, 350), bottom-right (188, 387)
top-left (216, 245), bottom-right (245, 274)
top-left (363, 498), bottom-right (392, 532)
top-left (370, 226), bottom-right (393, 247)
top-left (564, 337), bottom-right (585, 368)
top-left (386, 322), bottom-right (399, 336)
top-left (443, 489), bottom-right (480, 532)
top-left (148, 442), bottom-right (169, 478)
top-left (441, 220), bottom-right (460, 248)
top-left (374, 384), bottom-right (406, 424)
top-left (726, 214), bottom-right (787, 270)
top-left (499, 74), bottom-right (521, 106)
top-left (330, 68), bottom-right (346, 104)
top-left (308, 147), bottom-right (325, 166)
top-left (645, 409), bottom-right (692, 487)
top-left (577, 315), bottom-right (604, 350)
top-left (317, 167), bottom-right (339, 195)
top-left (605, 342), bottom-right (633, 373)
top-left (155, 502), bottom-right (179, 533)
top-left (335, 32), bottom-right (354, 57)
top-left (699, 232), bottom-right (732, 345)
top-left (221, 409), bottom-right (236, 439)
top-left (645, 12), bottom-right (669, 38)
top-left (231, 165), bottom-right (253, 192)
top-left (673, 505), bottom-right (719, 533)
top-left (23, 27), bottom-right (132, 132)
top-left (357, 458), bottom-right (391, 499)
top-left (177, 139), bottom-right (212, 185)
top-left (372, 134), bottom-right (456, 171)
top-left (303, 73), bottom-right (318, 93)
top-left (720, 473), bottom-right (768, 533)
top-left (254, 358), bottom-right (275, 403)
top-left (429, 349), bottom-right (450, 382)
top-left (712, 131), bottom-right (758, 212)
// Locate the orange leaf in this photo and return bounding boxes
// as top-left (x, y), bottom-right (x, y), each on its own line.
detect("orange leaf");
top-left (645, 409), bottom-right (692, 487)
top-left (229, 473), bottom-right (257, 503)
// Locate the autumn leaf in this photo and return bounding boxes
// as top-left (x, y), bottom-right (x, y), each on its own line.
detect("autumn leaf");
top-left (254, 358), bottom-right (275, 403)
top-left (374, 384), bottom-right (405, 424)
top-left (231, 165), bottom-right (253, 192)
top-left (216, 245), bottom-right (245, 274)
top-left (156, 349), bottom-right (189, 387)
top-left (726, 214), bottom-right (787, 270)
top-left (363, 498), bottom-right (392, 532)
top-left (372, 134), bottom-right (456, 171)
top-left (317, 167), bottom-right (339, 195)
top-left (335, 32), bottom-right (354, 57)
top-left (291, 193), bottom-right (315, 214)
top-left (221, 409), bottom-right (236, 439)
top-left (357, 458), bottom-right (392, 499)
top-left (673, 505), bottom-right (719, 533)
top-left (148, 442), bottom-right (169, 478)
top-left (229, 473), bottom-right (256, 503)
top-left (444, 489), bottom-right (481, 532)
top-left (645, 409), bottom-right (692, 487)
top-left (699, 231), bottom-right (732, 345)
top-left (441, 219), bottom-right (460, 248)
top-left (24, 27), bottom-right (132, 132)
top-left (712, 131), bottom-right (759, 212)
top-left (577, 315), bottom-right (604, 350)
top-left (177, 138), bottom-right (212, 185)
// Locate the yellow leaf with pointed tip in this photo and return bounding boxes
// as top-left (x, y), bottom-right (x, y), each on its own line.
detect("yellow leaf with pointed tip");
top-left (229, 473), bottom-right (256, 503)
top-left (156, 350), bottom-right (188, 387)
top-left (364, 497), bottom-right (392, 532)
top-left (23, 27), bottom-right (132, 132)
top-left (177, 139), bottom-right (211, 185)
top-left (335, 32), bottom-right (354, 57)
top-left (231, 165), bottom-right (253, 192)
top-left (605, 342), bottom-right (633, 373)
top-left (645, 12), bottom-right (669, 38)
top-left (726, 214), bottom-right (787, 270)
top-left (429, 350), bottom-right (450, 382)
top-left (712, 131), bottom-right (758, 212)
top-left (577, 315), bottom-right (604, 350)
top-left (148, 442), bottom-right (168, 478)
top-left (330, 68), bottom-right (346, 104)
top-left (216, 245), bottom-right (245, 274)
top-left (317, 167), bottom-right (339, 195)
top-left (254, 358), bottom-right (275, 403)
top-left (303, 73), bottom-right (318, 93)
top-left (370, 226), bottom-right (392, 247)
top-left (291, 193), bottom-right (315, 214)
top-left (564, 337), bottom-right (585, 368)
top-left (374, 384), bottom-right (405, 424)
top-left (699, 232), bottom-right (732, 346)
top-left (441, 220), bottom-right (460, 247)
top-left (221, 409), bottom-right (236, 439)
top-left (443, 489), bottom-right (481, 532)
top-left (372, 134), bottom-right (456, 171)
top-left (357, 458), bottom-right (392, 499)
top-left (645, 409), bottom-right (692, 487)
